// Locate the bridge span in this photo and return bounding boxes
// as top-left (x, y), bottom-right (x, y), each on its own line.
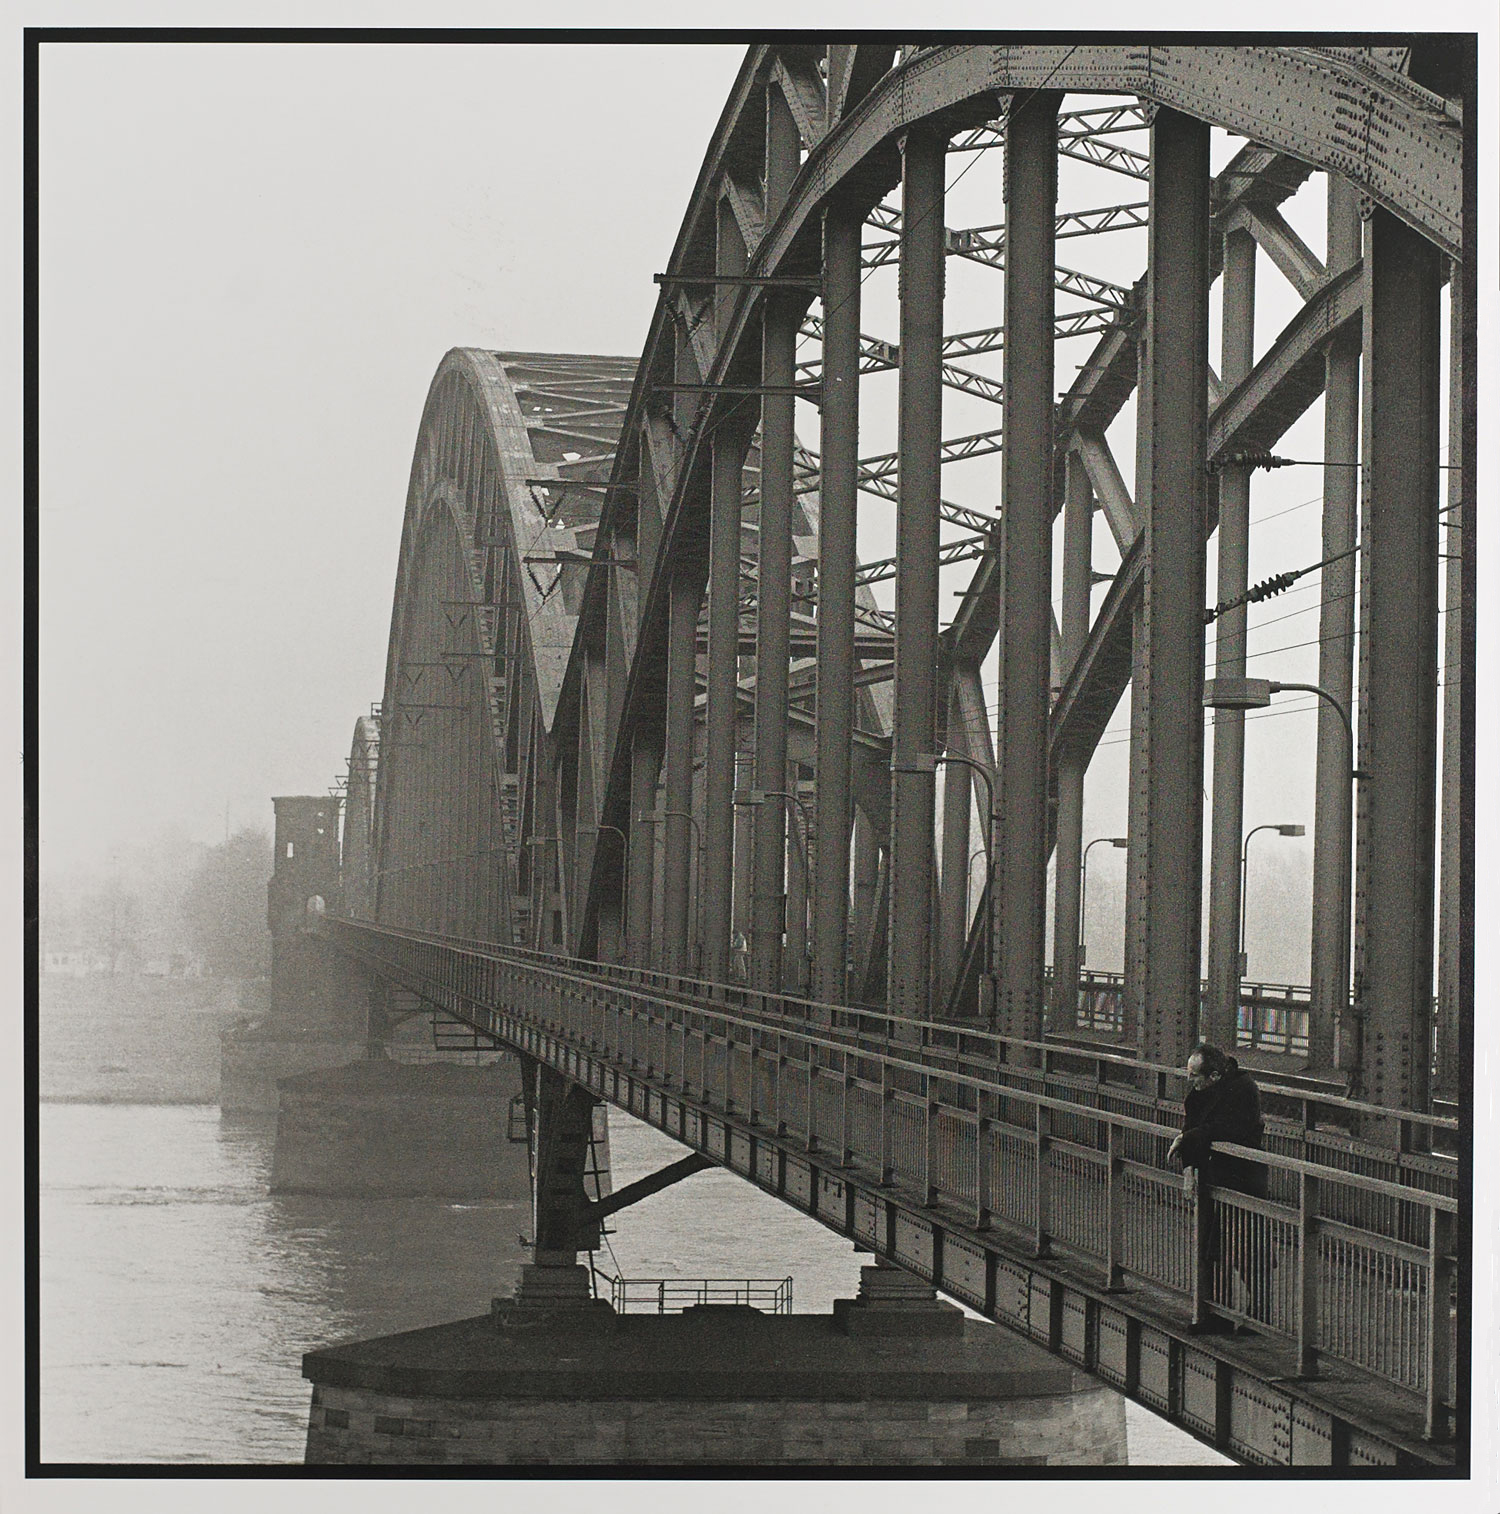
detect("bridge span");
top-left (299, 41), bottom-right (1471, 1468)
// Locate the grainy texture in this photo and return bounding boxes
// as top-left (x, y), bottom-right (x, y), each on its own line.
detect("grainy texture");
top-left (303, 1306), bottom-right (1128, 1466)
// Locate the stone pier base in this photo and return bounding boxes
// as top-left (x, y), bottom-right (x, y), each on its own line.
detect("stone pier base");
top-left (219, 1020), bottom-right (367, 1114)
top-left (302, 1264), bottom-right (1127, 1466)
top-left (270, 1058), bottom-right (529, 1199)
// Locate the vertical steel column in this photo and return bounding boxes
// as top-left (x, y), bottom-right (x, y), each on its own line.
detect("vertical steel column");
top-left (1204, 226), bottom-right (1257, 1049)
top-left (733, 747), bottom-right (754, 964)
top-left (992, 91), bottom-right (1060, 1047)
top-left (1351, 207), bottom-right (1442, 1123)
top-left (626, 733), bottom-right (661, 967)
top-left (1124, 109), bottom-right (1211, 1072)
top-left (1051, 447), bottom-right (1094, 1028)
top-left (1436, 279), bottom-right (1464, 1097)
top-left (703, 432), bottom-right (747, 982)
top-left (938, 683), bottom-right (973, 999)
top-left (812, 202), bottom-right (862, 1007)
top-left (751, 295), bottom-right (798, 991)
top-left (1309, 177), bottom-right (1362, 1073)
top-left (662, 570), bottom-right (700, 975)
top-left (887, 123), bottom-right (946, 1027)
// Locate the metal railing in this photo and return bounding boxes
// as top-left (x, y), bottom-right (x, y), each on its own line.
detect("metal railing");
top-left (320, 919), bottom-right (1460, 1440)
top-left (605, 1275), bottom-right (794, 1315)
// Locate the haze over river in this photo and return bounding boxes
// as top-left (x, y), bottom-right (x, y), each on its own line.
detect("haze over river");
top-left (38, 977), bottom-right (1226, 1467)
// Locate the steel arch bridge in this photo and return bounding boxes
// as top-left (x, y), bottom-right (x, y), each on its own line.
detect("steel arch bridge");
top-left (313, 42), bottom-right (1472, 1468)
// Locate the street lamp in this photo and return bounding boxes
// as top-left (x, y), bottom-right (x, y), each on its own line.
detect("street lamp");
top-left (642, 808), bottom-right (703, 971)
top-left (1079, 837), bottom-right (1128, 970)
top-left (889, 753), bottom-right (998, 1011)
top-left (1240, 822), bottom-right (1305, 979)
top-left (1205, 675), bottom-right (1355, 1004)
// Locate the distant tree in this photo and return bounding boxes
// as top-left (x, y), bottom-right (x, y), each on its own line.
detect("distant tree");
top-left (80, 880), bottom-right (144, 974)
top-left (181, 827), bottom-right (272, 979)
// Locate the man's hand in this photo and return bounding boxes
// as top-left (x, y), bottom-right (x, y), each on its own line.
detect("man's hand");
top-left (1167, 1134), bottom-right (1183, 1163)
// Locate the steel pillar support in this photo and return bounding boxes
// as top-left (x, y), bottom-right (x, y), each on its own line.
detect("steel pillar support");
top-left (1310, 177), bottom-right (1363, 1073)
top-left (751, 297), bottom-right (799, 992)
top-left (938, 681), bottom-right (974, 1002)
top-left (1124, 109), bottom-right (1211, 1072)
top-left (703, 431), bottom-right (748, 983)
top-left (812, 203), bottom-right (862, 1008)
top-left (888, 124), bottom-right (947, 1028)
top-left (524, 1057), bottom-right (603, 1260)
top-left (1351, 207), bottom-right (1442, 1124)
top-left (662, 569), bottom-right (701, 975)
top-left (1436, 277), bottom-right (1464, 1097)
top-left (992, 91), bottom-right (1060, 1048)
top-left (1204, 226), bottom-right (1257, 1051)
top-left (626, 733), bottom-right (662, 968)
top-left (1051, 447), bottom-right (1094, 1029)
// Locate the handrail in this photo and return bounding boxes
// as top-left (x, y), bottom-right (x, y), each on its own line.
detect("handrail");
top-left (322, 919), bottom-right (1459, 1197)
top-left (334, 917), bottom-right (1459, 1133)
top-left (321, 915), bottom-right (1460, 1437)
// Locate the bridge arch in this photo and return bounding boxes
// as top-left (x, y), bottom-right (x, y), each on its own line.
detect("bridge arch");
top-left (362, 42), bottom-right (1467, 1111)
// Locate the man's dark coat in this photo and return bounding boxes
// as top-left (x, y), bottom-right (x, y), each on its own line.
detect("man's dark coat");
top-left (1179, 1059), bottom-right (1268, 1198)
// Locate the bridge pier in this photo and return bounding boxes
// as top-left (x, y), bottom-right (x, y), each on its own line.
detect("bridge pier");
top-left (302, 1255), bottom-right (1127, 1467)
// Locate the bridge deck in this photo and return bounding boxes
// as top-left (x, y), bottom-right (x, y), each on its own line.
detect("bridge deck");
top-left (318, 918), bottom-right (1459, 1470)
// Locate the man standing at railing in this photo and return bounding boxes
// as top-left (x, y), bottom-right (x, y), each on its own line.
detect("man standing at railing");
top-left (1169, 1043), bottom-right (1270, 1332)
top-left (1168, 1043), bottom-right (1268, 1198)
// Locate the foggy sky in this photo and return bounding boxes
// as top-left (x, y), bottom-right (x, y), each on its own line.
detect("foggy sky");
top-left (38, 41), bottom-right (744, 875)
top-left (30, 34), bottom-right (1480, 996)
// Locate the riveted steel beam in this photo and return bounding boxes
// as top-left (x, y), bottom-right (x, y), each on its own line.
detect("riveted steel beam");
top-left (1124, 108), bottom-right (1212, 1071)
top-left (991, 91), bottom-right (1061, 1047)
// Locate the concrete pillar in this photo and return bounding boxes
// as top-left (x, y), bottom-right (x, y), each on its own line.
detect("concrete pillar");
top-left (1203, 226), bottom-right (1257, 1050)
top-left (626, 733), bottom-right (661, 967)
top-left (751, 297), bottom-right (799, 991)
top-left (1051, 448), bottom-right (1094, 1029)
top-left (812, 202), bottom-right (862, 1007)
top-left (1309, 177), bottom-right (1363, 1073)
top-left (703, 432), bottom-right (747, 982)
top-left (992, 92), bottom-right (1060, 1048)
top-left (887, 123), bottom-right (946, 1027)
top-left (662, 570), bottom-right (700, 975)
top-left (1351, 207), bottom-right (1442, 1124)
top-left (1123, 109), bottom-right (1211, 1073)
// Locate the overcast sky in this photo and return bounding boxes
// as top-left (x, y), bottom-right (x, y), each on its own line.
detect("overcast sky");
top-left (37, 41), bottom-right (745, 874)
top-left (26, 28), bottom-right (1491, 991)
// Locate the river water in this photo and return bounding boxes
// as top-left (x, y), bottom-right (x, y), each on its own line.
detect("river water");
top-left (37, 981), bottom-right (1227, 1468)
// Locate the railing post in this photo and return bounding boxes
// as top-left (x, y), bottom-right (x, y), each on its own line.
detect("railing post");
top-left (1106, 1120), bottom-right (1124, 1290)
top-left (924, 1076), bottom-right (939, 1206)
top-left (1426, 1205), bottom-right (1455, 1441)
top-left (775, 1036), bottom-right (788, 1137)
top-left (880, 1062), bottom-right (894, 1185)
top-left (1297, 1170), bottom-right (1321, 1377)
top-left (1191, 1174), bottom-right (1212, 1330)
top-left (1034, 1101), bottom-right (1052, 1257)
top-left (975, 1102), bottom-right (992, 1231)
top-left (805, 1046), bottom-right (818, 1153)
top-left (748, 1035), bottom-right (760, 1127)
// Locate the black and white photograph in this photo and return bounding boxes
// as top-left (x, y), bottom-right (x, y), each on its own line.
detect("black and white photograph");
top-left (14, 5), bottom-right (1495, 1497)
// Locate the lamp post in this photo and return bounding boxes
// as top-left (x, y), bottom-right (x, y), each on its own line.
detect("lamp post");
top-left (1205, 676), bottom-right (1355, 1050)
top-left (890, 753), bottom-right (999, 1015)
top-left (734, 787), bottom-right (814, 991)
top-left (643, 809), bottom-right (703, 976)
top-left (1240, 822), bottom-right (1306, 980)
top-left (1079, 837), bottom-right (1128, 971)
